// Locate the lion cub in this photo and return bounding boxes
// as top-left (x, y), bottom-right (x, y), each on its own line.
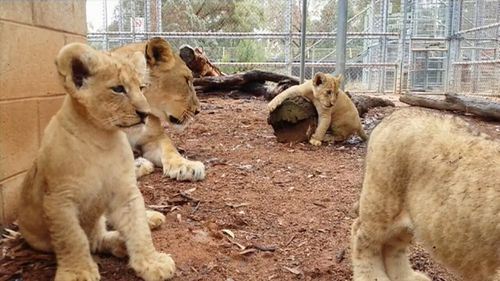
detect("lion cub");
top-left (351, 108), bottom-right (500, 281)
top-left (267, 72), bottom-right (367, 146)
top-left (17, 43), bottom-right (175, 281)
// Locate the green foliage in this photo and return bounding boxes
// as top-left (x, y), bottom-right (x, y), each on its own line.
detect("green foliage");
top-left (161, 0), bottom-right (264, 32)
top-left (221, 39), bottom-right (266, 73)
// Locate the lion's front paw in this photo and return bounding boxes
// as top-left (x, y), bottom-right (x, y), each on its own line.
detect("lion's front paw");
top-left (145, 210), bottom-right (166, 230)
top-left (135, 157), bottom-right (155, 178)
top-left (309, 138), bottom-right (322, 146)
top-left (55, 264), bottom-right (100, 281)
top-left (163, 158), bottom-right (205, 181)
top-left (131, 252), bottom-right (176, 281)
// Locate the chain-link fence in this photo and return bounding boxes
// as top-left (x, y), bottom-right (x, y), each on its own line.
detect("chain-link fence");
top-left (86, 0), bottom-right (500, 96)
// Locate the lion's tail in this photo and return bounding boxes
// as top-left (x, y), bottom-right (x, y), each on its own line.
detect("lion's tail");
top-left (359, 128), bottom-right (369, 141)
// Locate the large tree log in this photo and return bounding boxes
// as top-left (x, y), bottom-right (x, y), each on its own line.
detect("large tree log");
top-left (267, 96), bottom-right (317, 143)
top-left (267, 92), bottom-right (395, 143)
top-left (444, 94), bottom-right (500, 120)
top-left (179, 45), bottom-right (224, 77)
top-left (193, 70), bottom-right (299, 91)
top-left (400, 94), bottom-right (500, 121)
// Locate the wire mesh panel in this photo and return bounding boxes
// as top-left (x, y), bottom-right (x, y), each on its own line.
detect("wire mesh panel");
top-left (448, 0), bottom-right (500, 97)
top-left (86, 0), bottom-right (500, 96)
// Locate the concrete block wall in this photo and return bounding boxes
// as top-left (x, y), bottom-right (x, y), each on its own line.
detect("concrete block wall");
top-left (0, 0), bottom-right (87, 225)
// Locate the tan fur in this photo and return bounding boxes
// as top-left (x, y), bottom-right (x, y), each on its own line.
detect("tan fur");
top-left (267, 72), bottom-right (367, 146)
top-left (351, 108), bottom-right (500, 281)
top-left (17, 43), bottom-right (175, 281)
top-left (112, 38), bottom-right (205, 181)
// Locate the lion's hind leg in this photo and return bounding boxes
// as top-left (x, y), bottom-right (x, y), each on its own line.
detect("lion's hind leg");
top-left (108, 188), bottom-right (175, 281)
top-left (145, 210), bottom-right (166, 230)
top-left (43, 194), bottom-right (100, 281)
top-left (89, 216), bottom-right (127, 258)
top-left (382, 212), bottom-right (430, 281)
top-left (351, 217), bottom-right (391, 281)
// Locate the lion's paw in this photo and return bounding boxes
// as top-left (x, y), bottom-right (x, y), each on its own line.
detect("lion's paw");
top-left (55, 263), bottom-right (100, 281)
top-left (309, 138), bottom-right (322, 146)
top-left (145, 210), bottom-right (166, 230)
top-left (135, 157), bottom-right (155, 178)
top-left (131, 252), bottom-right (176, 281)
top-left (163, 158), bottom-right (205, 181)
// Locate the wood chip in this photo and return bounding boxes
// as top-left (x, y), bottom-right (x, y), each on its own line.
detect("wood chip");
top-left (221, 229), bottom-right (235, 239)
top-left (239, 248), bottom-right (257, 255)
top-left (251, 243), bottom-right (277, 252)
top-left (283, 266), bottom-right (302, 275)
top-left (225, 202), bottom-right (250, 208)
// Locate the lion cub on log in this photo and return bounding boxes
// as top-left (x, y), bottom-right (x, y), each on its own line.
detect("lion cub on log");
top-left (351, 108), bottom-right (500, 281)
top-left (267, 72), bottom-right (367, 146)
top-left (17, 43), bottom-right (175, 281)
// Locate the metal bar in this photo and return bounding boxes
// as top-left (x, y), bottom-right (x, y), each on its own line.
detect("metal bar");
top-left (103, 0), bottom-right (108, 50)
top-left (157, 0), bottom-right (162, 32)
top-left (335, 0), bottom-right (347, 89)
top-left (378, 0), bottom-right (388, 93)
top-left (213, 62), bottom-right (399, 67)
top-left (286, 0), bottom-right (293, 75)
top-left (452, 59), bottom-right (500, 65)
top-left (407, 0), bottom-right (415, 92)
top-left (398, 0), bottom-right (409, 94)
top-left (299, 0), bottom-right (307, 83)
top-left (87, 31), bottom-right (399, 38)
top-left (145, 0), bottom-right (150, 39)
top-left (456, 22), bottom-right (500, 35)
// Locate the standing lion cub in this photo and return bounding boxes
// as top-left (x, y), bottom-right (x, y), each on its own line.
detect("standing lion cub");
top-left (351, 108), bottom-right (499, 281)
top-left (267, 72), bottom-right (367, 146)
top-left (17, 43), bottom-right (175, 281)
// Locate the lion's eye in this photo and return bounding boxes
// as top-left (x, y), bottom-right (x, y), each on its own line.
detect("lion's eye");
top-left (326, 90), bottom-right (332, 95)
top-left (111, 85), bottom-right (126, 94)
top-left (139, 85), bottom-right (147, 91)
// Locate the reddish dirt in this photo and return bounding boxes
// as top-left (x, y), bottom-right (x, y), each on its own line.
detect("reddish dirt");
top-left (2, 95), bottom-right (499, 281)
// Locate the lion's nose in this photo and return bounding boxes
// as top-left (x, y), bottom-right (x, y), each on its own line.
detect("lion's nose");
top-left (136, 110), bottom-right (149, 123)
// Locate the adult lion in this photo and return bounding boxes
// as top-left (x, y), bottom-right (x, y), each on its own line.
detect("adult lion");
top-left (351, 108), bottom-right (499, 281)
top-left (17, 43), bottom-right (175, 281)
top-left (113, 38), bottom-right (205, 181)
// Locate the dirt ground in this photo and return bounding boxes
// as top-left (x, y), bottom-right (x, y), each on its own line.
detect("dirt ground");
top-left (2, 95), bottom-right (499, 281)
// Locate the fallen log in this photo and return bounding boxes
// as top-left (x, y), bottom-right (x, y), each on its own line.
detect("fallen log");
top-left (267, 96), bottom-right (317, 143)
top-left (399, 94), bottom-right (500, 121)
top-left (444, 94), bottom-right (500, 120)
top-left (399, 94), bottom-right (463, 111)
top-left (193, 70), bottom-right (299, 92)
top-left (267, 92), bottom-right (395, 143)
top-left (179, 45), bottom-right (224, 77)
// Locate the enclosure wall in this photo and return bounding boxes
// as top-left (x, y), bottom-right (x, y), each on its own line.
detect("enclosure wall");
top-left (0, 0), bottom-right (87, 225)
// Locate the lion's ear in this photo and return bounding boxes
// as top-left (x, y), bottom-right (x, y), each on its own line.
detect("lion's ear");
top-left (55, 43), bottom-right (100, 95)
top-left (145, 37), bottom-right (175, 69)
top-left (313, 72), bottom-right (325, 86)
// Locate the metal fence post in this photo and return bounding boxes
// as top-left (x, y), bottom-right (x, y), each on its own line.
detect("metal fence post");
top-left (285, 0), bottom-right (293, 76)
top-left (335, 0), bottom-right (347, 90)
top-left (103, 0), bottom-right (108, 50)
top-left (378, 0), bottom-right (388, 93)
top-left (299, 0), bottom-right (307, 83)
top-left (398, 0), bottom-right (409, 94)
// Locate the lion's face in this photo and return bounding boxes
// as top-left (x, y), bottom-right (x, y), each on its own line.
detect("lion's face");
top-left (312, 72), bottom-right (343, 109)
top-left (56, 43), bottom-right (150, 130)
top-left (113, 38), bottom-right (200, 129)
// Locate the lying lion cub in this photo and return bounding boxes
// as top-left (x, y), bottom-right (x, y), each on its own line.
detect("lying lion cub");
top-left (17, 43), bottom-right (175, 281)
top-left (113, 38), bottom-right (205, 181)
top-left (351, 108), bottom-right (499, 281)
top-left (267, 72), bottom-right (367, 146)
